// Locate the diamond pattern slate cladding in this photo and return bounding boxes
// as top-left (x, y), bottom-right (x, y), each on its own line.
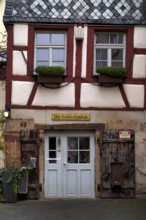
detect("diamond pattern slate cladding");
top-left (4, 0), bottom-right (146, 24)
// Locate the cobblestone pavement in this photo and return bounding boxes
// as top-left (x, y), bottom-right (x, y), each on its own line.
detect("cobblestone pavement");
top-left (0, 199), bottom-right (146, 220)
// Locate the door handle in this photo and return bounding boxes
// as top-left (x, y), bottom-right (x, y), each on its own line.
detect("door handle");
top-left (63, 163), bottom-right (68, 165)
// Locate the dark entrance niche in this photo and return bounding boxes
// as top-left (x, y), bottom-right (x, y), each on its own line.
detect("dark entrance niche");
top-left (100, 129), bottom-right (135, 198)
top-left (20, 130), bottom-right (40, 199)
top-left (111, 162), bottom-right (124, 191)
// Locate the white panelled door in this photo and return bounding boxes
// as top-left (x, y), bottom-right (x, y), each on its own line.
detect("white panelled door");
top-left (45, 132), bottom-right (95, 198)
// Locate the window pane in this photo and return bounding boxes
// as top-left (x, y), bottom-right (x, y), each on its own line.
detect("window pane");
top-left (96, 49), bottom-right (107, 68)
top-left (52, 62), bottom-right (64, 67)
top-left (112, 49), bottom-right (123, 60)
top-left (49, 151), bottom-right (56, 164)
top-left (51, 34), bottom-right (65, 44)
top-left (68, 151), bottom-right (78, 163)
top-left (52, 49), bottom-right (65, 67)
top-left (37, 61), bottom-right (49, 66)
top-left (36, 33), bottom-right (50, 44)
top-left (96, 61), bottom-right (107, 68)
top-left (68, 137), bottom-right (78, 150)
top-left (36, 48), bottom-right (49, 61)
top-left (110, 34), bottom-right (123, 44)
top-left (79, 151), bottom-right (90, 163)
top-left (96, 34), bottom-right (109, 44)
top-left (49, 151), bottom-right (56, 158)
top-left (49, 137), bottom-right (56, 150)
top-left (96, 49), bottom-right (107, 60)
top-left (49, 137), bottom-right (56, 164)
top-left (111, 62), bottom-right (123, 67)
top-left (79, 137), bottom-right (89, 150)
top-left (52, 49), bottom-right (65, 61)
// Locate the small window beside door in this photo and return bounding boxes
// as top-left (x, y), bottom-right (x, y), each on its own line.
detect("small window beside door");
top-left (48, 137), bottom-right (57, 163)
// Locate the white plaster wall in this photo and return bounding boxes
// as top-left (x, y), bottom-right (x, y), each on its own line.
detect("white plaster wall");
top-left (134, 26), bottom-right (146, 48)
top-left (0, 85), bottom-right (5, 110)
top-left (80, 84), bottom-right (125, 108)
top-left (13, 51), bottom-right (27, 75)
top-left (13, 24), bottom-right (28, 46)
top-left (73, 26), bottom-right (76, 77)
top-left (12, 81), bottom-right (34, 105)
top-left (133, 55), bottom-right (146, 78)
top-left (0, 0), bottom-right (6, 38)
top-left (123, 84), bottom-right (144, 108)
top-left (81, 25), bottom-right (88, 78)
top-left (32, 84), bottom-right (75, 107)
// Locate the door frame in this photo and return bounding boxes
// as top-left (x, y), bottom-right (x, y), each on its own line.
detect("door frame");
top-left (44, 131), bottom-right (95, 198)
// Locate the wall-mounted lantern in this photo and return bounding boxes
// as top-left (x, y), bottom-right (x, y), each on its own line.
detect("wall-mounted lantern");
top-left (57, 136), bottom-right (62, 151)
top-left (4, 108), bottom-right (10, 118)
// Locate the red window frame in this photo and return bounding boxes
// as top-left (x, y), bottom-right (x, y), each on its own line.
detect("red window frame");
top-left (86, 26), bottom-right (134, 79)
top-left (27, 25), bottom-right (74, 78)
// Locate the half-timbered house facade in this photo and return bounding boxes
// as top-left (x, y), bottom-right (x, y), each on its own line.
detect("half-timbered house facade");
top-left (3, 0), bottom-right (146, 199)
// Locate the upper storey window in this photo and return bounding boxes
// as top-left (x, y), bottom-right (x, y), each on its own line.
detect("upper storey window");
top-left (94, 33), bottom-right (126, 71)
top-left (35, 32), bottom-right (66, 68)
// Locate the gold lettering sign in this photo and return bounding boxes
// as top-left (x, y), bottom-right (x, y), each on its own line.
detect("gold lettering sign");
top-left (51, 114), bottom-right (91, 121)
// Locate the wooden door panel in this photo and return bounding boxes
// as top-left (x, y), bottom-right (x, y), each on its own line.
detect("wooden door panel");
top-left (101, 129), bottom-right (135, 198)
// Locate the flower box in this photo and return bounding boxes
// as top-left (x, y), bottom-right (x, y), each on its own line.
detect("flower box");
top-left (35, 66), bottom-right (65, 85)
top-left (2, 170), bottom-right (18, 203)
top-left (96, 66), bottom-right (126, 86)
top-left (37, 75), bottom-right (62, 84)
top-left (98, 75), bottom-right (124, 85)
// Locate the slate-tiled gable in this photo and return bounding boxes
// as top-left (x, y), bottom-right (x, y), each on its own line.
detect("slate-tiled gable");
top-left (3, 0), bottom-right (146, 24)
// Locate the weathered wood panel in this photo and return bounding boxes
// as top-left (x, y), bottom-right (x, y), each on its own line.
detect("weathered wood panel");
top-left (100, 129), bottom-right (135, 198)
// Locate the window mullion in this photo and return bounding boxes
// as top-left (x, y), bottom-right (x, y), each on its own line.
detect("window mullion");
top-left (78, 137), bottom-right (80, 164)
top-left (123, 47), bottom-right (125, 67)
top-left (49, 48), bottom-right (52, 66)
top-left (108, 48), bottom-right (111, 66)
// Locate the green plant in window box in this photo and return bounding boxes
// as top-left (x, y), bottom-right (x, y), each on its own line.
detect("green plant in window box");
top-left (96, 66), bottom-right (126, 85)
top-left (35, 66), bottom-right (65, 84)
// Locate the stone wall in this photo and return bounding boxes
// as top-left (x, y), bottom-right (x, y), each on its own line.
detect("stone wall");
top-left (5, 109), bottom-right (146, 198)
